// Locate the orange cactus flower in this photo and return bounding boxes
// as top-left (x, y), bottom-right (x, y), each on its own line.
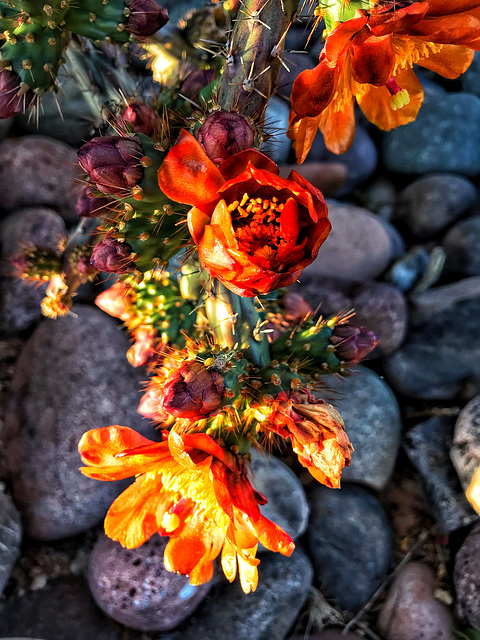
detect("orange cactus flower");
top-left (290, 1), bottom-right (480, 159)
top-left (79, 426), bottom-right (294, 593)
top-left (95, 281), bottom-right (134, 322)
top-left (158, 129), bottom-right (330, 297)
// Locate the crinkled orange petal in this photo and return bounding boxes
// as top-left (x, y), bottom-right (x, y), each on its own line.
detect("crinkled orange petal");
top-left (290, 61), bottom-right (337, 118)
top-left (221, 538), bottom-right (237, 582)
top-left (369, 2), bottom-right (429, 35)
top-left (218, 149), bottom-right (279, 181)
top-left (158, 129), bottom-right (224, 208)
top-left (209, 199), bottom-right (238, 249)
top-left (225, 468), bottom-right (261, 520)
top-left (416, 44), bottom-right (475, 78)
top-left (288, 112), bottom-right (322, 164)
top-left (256, 516), bottom-right (295, 556)
top-left (318, 99), bottom-right (356, 155)
top-left (406, 13), bottom-right (480, 48)
top-left (237, 546), bottom-right (259, 594)
top-left (425, 0), bottom-right (480, 16)
top-left (188, 206), bottom-right (213, 245)
top-left (357, 67), bottom-right (423, 131)
top-left (164, 534), bottom-right (207, 576)
top-left (351, 31), bottom-right (395, 86)
top-left (324, 15), bottom-right (367, 62)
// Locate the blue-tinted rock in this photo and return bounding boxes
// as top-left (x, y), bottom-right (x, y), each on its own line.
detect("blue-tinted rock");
top-left (383, 90), bottom-right (480, 176)
top-left (307, 484), bottom-right (392, 612)
top-left (0, 490), bottom-right (22, 596)
top-left (461, 51), bottom-right (480, 96)
top-left (386, 247), bottom-right (434, 292)
top-left (323, 366), bottom-right (402, 490)
top-left (454, 522), bottom-right (480, 630)
top-left (404, 416), bottom-right (478, 534)
top-left (264, 98), bottom-right (291, 164)
top-left (443, 216), bottom-right (480, 276)
top-left (89, 535), bottom-right (211, 632)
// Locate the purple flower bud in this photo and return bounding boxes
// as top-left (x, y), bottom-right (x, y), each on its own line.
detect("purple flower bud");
top-left (126, 0), bottom-right (168, 39)
top-left (120, 101), bottom-right (159, 136)
top-left (330, 323), bottom-right (379, 363)
top-left (90, 239), bottom-right (136, 274)
top-left (77, 136), bottom-right (144, 196)
top-left (0, 69), bottom-right (35, 119)
top-left (196, 111), bottom-right (255, 165)
top-left (162, 360), bottom-right (225, 420)
top-left (76, 184), bottom-right (114, 218)
top-left (180, 68), bottom-right (215, 103)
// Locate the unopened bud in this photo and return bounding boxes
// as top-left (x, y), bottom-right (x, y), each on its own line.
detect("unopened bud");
top-left (76, 183), bottom-right (114, 218)
top-left (120, 101), bottom-right (160, 136)
top-left (180, 68), bottom-right (215, 103)
top-left (126, 0), bottom-right (168, 39)
top-left (90, 238), bottom-right (136, 274)
top-left (330, 323), bottom-right (378, 363)
top-left (196, 110), bottom-right (255, 165)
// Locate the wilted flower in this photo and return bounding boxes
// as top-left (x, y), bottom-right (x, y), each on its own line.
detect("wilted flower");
top-left (0, 69), bottom-right (35, 119)
top-left (41, 273), bottom-right (72, 319)
top-left (79, 426), bottom-right (294, 592)
top-left (126, 0), bottom-right (168, 39)
top-left (90, 239), bottom-right (136, 274)
top-left (77, 136), bottom-right (143, 196)
top-left (76, 184), bottom-right (114, 218)
top-left (120, 101), bottom-right (160, 136)
top-left (330, 323), bottom-right (378, 363)
top-left (158, 129), bottom-right (330, 297)
top-left (126, 325), bottom-right (159, 367)
top-left (196, 111), bottom-right (255, 165)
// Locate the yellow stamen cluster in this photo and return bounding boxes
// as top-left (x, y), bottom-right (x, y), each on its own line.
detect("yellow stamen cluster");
top-left (390, 88), bottom-right (410, 110)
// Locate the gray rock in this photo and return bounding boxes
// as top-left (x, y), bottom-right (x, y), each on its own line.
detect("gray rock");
top-left (301, 203), bottom-right (400, 282)
top-left (454, 522), bottom-right (480, 629)
top-left (307, 484), bottom-right (392, 612)
top-left (263, 98), bottom-right (291, 165)
top-left (89, 535), bottom-right (211, 632)
top-left (0, 489), bottom-right (22, 596)
top-left (178, 546), bottom-right (313, 640)
top-left (0, 207), bottom-right (66, 336)
top-left (0, 136), bottom-right (83, 222)
top-left (461, 51), bottom-right (480, 96)
top-left (394, 174), bottom-right (476, 239)
top-left (250, 450), bottom-right (309, 542)
top-left (443, 216), bottom-right (480, 276)
top-left (0, 118), bottom-right (13, 144)
top-left (451, 395), bottom-right (480, 492)
top-left (0, 578), bottom-right (122, 640)
top-left (362, 177), bottom-right (397, 220)
top-left (383, 278), bottom-right (480, 399)
top-left (386, 246), bottom-right (435, 292)
top-left (323, 366), bottom-right (402, 491)
top-left (404, 416), bottom-right (478, 534)
top-left (383, 90), bottom-right (480, 175)
top-left (2, 305), bottom-right (158, 540)
top-left (378, 562), bottom-right (455, 640)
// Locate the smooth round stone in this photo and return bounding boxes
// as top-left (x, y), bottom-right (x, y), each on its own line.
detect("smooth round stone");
top-left (383, 91), bottom-right (480, 176)
top-left (362, 177), bottom-right (397, 220)
top-left (89, 535), bottom-right (211, 632)
top-left (307, 484), bottom-right (392, 612)
top-left (323, 366), bottom-right (402, 491)
top-left (301, 203), bottom-right (401, 283)
top-left (378, 562), bottom-right (455, 640)
top-left (0, 136), bottom-right (82, 222)
top-left (178, 546), bottom-right (313, 640)
top-left (384, 278), bottom-right (480, 399)
top-left (0, 490), bottom-right (22, 596)
top-left (0, 207), bottom-right (66, 336)
top-left (0, 578), bottom-right (122, 640)
top-left (250, 450), bottom-right (309, 542)
top-left (263, 98), bottom-right (291, 164)
top-left (443, 216), bottom-right (480, 276)
top-left (2, 305), bottom-right (158, 540)
top-left (454, 522), bottom-right (480, 629)
top-left (394, 174), bottom-right (476, 239)
top-left (451, 395), bottom-right (480, 492)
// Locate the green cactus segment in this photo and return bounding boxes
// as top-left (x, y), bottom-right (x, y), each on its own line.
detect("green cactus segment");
top-left (0, 5), bottom-right (19, 33)
top-left (270, 320), bottom-right (344, 375)
top-left (13, 245), bottom-right (63, 280)
top-left (1, 19), bottom-right (68, 91)
top-left (64, 0), bottom-right (130, 43)
top-left (3, 0), bottom-right (70, 26)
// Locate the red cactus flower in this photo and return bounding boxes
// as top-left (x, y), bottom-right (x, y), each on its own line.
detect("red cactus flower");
top-left (158, 130), bottom-right (330, 297)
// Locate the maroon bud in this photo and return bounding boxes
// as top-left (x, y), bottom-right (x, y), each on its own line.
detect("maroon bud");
top-left (162, 360), bottom-right (225, 420)
top-left (180, 68), bottom-right (215, 103)
top-left (330, 323), bottom-right (379, 363)
top-left (76, 184), bottom-right (114, 218)
top-left (126, 0), bottom-right (168, 39)
top-left (0, 69), bottom-right (35, 119)
top-left (196, 111), bottom-right (255, 165)
top-left (120, 101), bottom-right (160, 136)
top-left (90, 239), bottom-right (136, 274)
top-left (77, 136), bottom-right (143, 196)
top-left (281, 292), bottom-right (313, 322)
top-left (73, 251), bottom-right (98, 278)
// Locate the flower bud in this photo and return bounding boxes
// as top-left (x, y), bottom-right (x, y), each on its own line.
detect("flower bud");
top-left (127, 326), bottom-right (158, 367)
top-left (95, 282), bottom-right (133, 320)
top-left (180, 68), bottom-right (215, 103)
top-left (0, 70), bottom-right (35, 119)
top-left (120, 101), bottom-right (160, 136)
top-left (162, 360), bottom-right (225, 420)
top-left (90, 239), bottom-right (136, 274)
top-left (77, 136), bottom-right (143, 196)
top-left (76, 184), bottom-right (114, 218)
top-left (126, 0), bottom-right (168, 39)
top-left (281, 292), bottom-right (313, 322)
top-left (196, 111), bottom-right (255, 166)
top-left (330, 323), bottom-right (378, 363)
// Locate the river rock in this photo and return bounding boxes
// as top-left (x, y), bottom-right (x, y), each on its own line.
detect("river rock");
top-left (451, 395), bottom-right (480, 492)
top-left (2, 305), bottom-right (158, 540)
top-left (0, 489), bottom-right (22, 596)
top-left (0, 578), bottom-right (122, 640)
top-left (404, 416), bottom-right (478, 534)
top-left (250, 450), bottom-right (309, 542)
top-left (461, 51), bottom-right (480, 96)
top-left (394, 174), bottom-right (476, 239)
top-left (307, 484), bottom-right (392, 612)
top-left (0, 207), bottom-right (66, 336)
top-left (378, 562), bottom-right (455, 640)
top-left (443, 216), bottom-right (480, 277)
top-left (264, 98), bottom-right (291, 165)
top-left (383, 278), bottom-right (480, 399)
top-left (0, 136), bottom-right (82, 222)
top-left (322, 366), bottom-right (402, 491)
top-left (89, 534), bottom-right (211, 632)
top-left (177, 546), bottom-right (313, 640)
top-left (454, 522), bottom-right (480, 629)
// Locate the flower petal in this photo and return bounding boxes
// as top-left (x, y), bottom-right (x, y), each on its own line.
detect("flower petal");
top-left (416, 44), bottom-right (474, 79)
top-left (351, 31), bottom-right (395, 86)
top-left (318, 99), bottom-right (356, 155)
top-left (218, 149), bottom-right (279, 181)
top-left (290, 60), bottom-right (337, 118)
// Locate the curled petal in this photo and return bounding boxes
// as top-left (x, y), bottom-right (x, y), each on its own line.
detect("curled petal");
top-left (291, 61), bottom-right (337, 118)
